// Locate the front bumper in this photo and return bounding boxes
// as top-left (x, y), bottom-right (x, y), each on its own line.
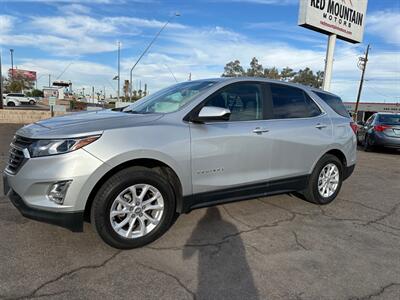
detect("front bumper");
top-left (3, 148), bottom-right (106, 231)
top-left (5, 186), bottom-right (84, 232)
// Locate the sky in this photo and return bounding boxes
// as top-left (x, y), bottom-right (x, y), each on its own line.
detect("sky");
top-left (0, 0), bottom-right (399, 102)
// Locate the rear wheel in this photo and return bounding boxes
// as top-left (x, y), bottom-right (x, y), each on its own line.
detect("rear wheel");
top-left (363, 134), bottom-right (373, 152)
top-left (91, 166), bottom-right (177, 249)
top-left (301, 154), bottom-right (343, 205)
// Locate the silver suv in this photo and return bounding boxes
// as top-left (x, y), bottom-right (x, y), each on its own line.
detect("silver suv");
top-left (3, 78), bottom-right (357, 249)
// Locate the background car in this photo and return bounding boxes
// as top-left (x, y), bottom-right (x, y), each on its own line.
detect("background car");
top-left (3, 94), bottom-right (21, 107)
top-left (6, 93), bottom-right (36, 105)
top-left (357, 112), bottom-right (400, 151)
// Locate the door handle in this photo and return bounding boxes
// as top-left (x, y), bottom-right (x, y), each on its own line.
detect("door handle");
top-left (253, 127), bottom-right (269, 134)
top-left (315, 123), bottom-right (328, 129)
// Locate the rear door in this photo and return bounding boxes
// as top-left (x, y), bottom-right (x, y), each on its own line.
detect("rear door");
top-left (190, 82), bottom-right (272, 194)
top-left (261, 83), bottom-right (332, 180)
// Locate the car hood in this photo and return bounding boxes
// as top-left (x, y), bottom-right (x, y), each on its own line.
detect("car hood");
top-left (17, 109), bottom-right (164, 139)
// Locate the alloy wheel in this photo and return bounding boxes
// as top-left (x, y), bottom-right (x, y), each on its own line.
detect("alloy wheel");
top-left (109, 184), bottom-right (164, 239)
top-left (317, 163), bottom-right (340, 198)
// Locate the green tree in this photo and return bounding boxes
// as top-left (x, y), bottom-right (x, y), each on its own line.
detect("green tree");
top-left (292, 67), bottom-right (323, 88)
top-left (246, 57), bottom-right (264, 77)
top-left (4, 72), bottom-right (34, 93)
top-left (263, 67), bottom-right (280, 80)
top-left (280, 67), bottom-right (296, 82)
top-left (222, 60), bottom-right (245, 77)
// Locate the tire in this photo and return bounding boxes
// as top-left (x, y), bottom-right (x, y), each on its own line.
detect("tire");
top-left (301, 154), bottom-right (343, 205)
top-left (7, 102), bottom-right (15, 107)
top-left (91, 166), bottom-right (178, 249)
top-left (363, 134), bottom-right (373, 152)
top-left (29, 100), bottom-right (35, 105)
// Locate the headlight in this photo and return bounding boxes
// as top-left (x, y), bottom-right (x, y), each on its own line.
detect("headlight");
top-left (28, 135), bottom-right (101, 157)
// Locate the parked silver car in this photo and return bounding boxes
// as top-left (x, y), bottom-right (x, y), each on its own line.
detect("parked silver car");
top-left (3, 78), bottom-right (357, 249)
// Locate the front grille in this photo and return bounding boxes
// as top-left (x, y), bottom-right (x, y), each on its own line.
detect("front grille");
top-left (6, 136), bottom-right (33, 174)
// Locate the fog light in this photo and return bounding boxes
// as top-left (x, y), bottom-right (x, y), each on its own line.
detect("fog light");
top-left (47, 180), bottom-right (72, 204)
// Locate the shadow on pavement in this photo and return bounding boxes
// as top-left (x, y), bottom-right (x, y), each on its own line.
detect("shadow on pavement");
top-left (183, 207), bottom-right (259, 300)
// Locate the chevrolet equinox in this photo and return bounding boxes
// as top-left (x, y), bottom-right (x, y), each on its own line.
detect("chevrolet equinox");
top-left (3, 78), bottom-right (357, 249)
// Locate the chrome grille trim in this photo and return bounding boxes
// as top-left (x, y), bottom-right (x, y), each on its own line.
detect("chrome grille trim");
top-left (5, 136), bottom-right (32, 174)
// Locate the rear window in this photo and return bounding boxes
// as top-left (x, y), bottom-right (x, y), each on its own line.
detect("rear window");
top-left (378, 114), bottom-right (400, 125)
top-left (314, 92), bottom-right (350, 118)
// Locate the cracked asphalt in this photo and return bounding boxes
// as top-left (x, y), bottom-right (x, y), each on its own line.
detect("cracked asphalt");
top-left (1, 124), bottom-right (399, 300)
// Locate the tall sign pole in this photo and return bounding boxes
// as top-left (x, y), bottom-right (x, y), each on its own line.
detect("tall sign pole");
top-left (322, 34), bottom-right (337, 91)
top-left (354, 44), bottom-right (370, 121)
top-left (10, 49), bottom-right (14, 80)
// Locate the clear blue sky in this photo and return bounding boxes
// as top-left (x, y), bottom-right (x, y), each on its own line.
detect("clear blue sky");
top-left (1, 0), bottom-right (399, 102)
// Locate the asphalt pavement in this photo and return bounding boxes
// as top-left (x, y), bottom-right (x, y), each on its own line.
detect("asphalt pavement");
top-left (0, 123), bottom-right (399, 300)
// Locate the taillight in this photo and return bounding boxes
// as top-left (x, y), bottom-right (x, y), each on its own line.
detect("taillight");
top-left (350, 122), bottom-right (358, 134)
top-left (374, 125), bottom-right (391, 132)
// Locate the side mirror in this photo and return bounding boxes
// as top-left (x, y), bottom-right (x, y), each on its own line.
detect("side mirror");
top-left (192, 106), bottom-right (231, 123)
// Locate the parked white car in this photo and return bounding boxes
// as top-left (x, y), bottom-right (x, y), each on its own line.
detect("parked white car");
top-left (3, 94), bottom-right (21, 107)
top-left (6, 93), bottom-right (36, 106)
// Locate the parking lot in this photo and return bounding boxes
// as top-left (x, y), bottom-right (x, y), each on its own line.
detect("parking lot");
top-left (0, 123), bottom-right (399, 300)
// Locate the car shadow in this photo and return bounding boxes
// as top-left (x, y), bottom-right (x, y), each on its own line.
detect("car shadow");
top-left (183, 207), bottom-right (259, 300)
top-left (357, 145), bottom-right (400, 155)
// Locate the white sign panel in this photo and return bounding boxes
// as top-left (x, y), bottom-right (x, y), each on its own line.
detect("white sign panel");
top-left (48, 96), bottom-right (56, 106)
top-left (298, 0), bottom-right (368, 43)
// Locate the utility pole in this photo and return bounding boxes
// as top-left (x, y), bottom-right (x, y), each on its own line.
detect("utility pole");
top-left (48, 74), bottom-right (51, 87)
top-left (92, 86), bottom-right (95, 103)
top-left (10, 49), bottom-right (14, 80)
top-left (117, 41), bottom-right (121, 102)
top-left (0, 50), bottom-right (3, 109)
top-left (354, 44), bottom-right (370, 121)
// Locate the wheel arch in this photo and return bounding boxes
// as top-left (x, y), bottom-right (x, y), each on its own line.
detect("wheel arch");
top-left (84, 158), bottom-right (183, 222)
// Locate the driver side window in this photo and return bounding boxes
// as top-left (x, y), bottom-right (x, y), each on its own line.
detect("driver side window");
top-left (203, 83), bottom-right (263, 121)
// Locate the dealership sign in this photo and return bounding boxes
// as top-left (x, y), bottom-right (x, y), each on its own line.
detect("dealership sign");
top-left (8, 69), bottom-right (37, 81)
top-left (298, 0), bottom-right (368, 43)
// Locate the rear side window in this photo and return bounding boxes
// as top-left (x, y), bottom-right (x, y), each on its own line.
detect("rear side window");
top-left (315, 92), bottom-right (349, 118)
top-left (270, 84), bottom-right (321, 119)
top-left (378, 114), bottom-right (400, 124)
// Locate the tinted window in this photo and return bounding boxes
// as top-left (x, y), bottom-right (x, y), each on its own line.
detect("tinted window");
top-left (204, 83), bottom-right (263, 121)
top-left (315, 92), bottom-right (349, 118)
top-left (270, 84), bottom-right (321, 119)
top-left (378, 114), bottom-right (400, 125)
top-left (8, 93), bottom-right (24, 97)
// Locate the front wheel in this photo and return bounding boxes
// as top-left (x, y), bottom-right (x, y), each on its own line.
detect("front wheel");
top-left (29, 100), bottom-right (35, 105)
top-left (7, 102), bottom-right (15, 107)
top-left (91, 166), bottom-right (178, 249)
top-left (301, 154), bottom-right (343, 205)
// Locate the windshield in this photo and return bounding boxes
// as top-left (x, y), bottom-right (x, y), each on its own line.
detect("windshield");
top-left (123, 80), bottom-right (218, 114)
top-left (378, 114), bottom-right (400, 125)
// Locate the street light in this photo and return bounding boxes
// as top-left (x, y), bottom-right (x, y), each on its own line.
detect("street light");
top-left (129, 12), bottom-right (180, 101)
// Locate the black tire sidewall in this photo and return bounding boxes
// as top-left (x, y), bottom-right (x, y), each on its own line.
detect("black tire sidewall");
top-left (310, 155), bottom-right (343, 205)
top-left (91, 167), bottom-right (176, 249)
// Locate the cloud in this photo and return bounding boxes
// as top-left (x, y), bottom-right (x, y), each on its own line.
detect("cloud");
top-left (0, 15), bottom-right (16, 33)
top-left (367, 11), bottom-right (400, 45)
top-left (60, 4), bottom-right (92, 15)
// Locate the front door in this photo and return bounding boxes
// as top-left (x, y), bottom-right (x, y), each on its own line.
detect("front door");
top-left (190, 82), bottom-right (272, 195)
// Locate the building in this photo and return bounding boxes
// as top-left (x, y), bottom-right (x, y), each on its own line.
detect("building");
top-left (344, 102), bottom-right (400, 121)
